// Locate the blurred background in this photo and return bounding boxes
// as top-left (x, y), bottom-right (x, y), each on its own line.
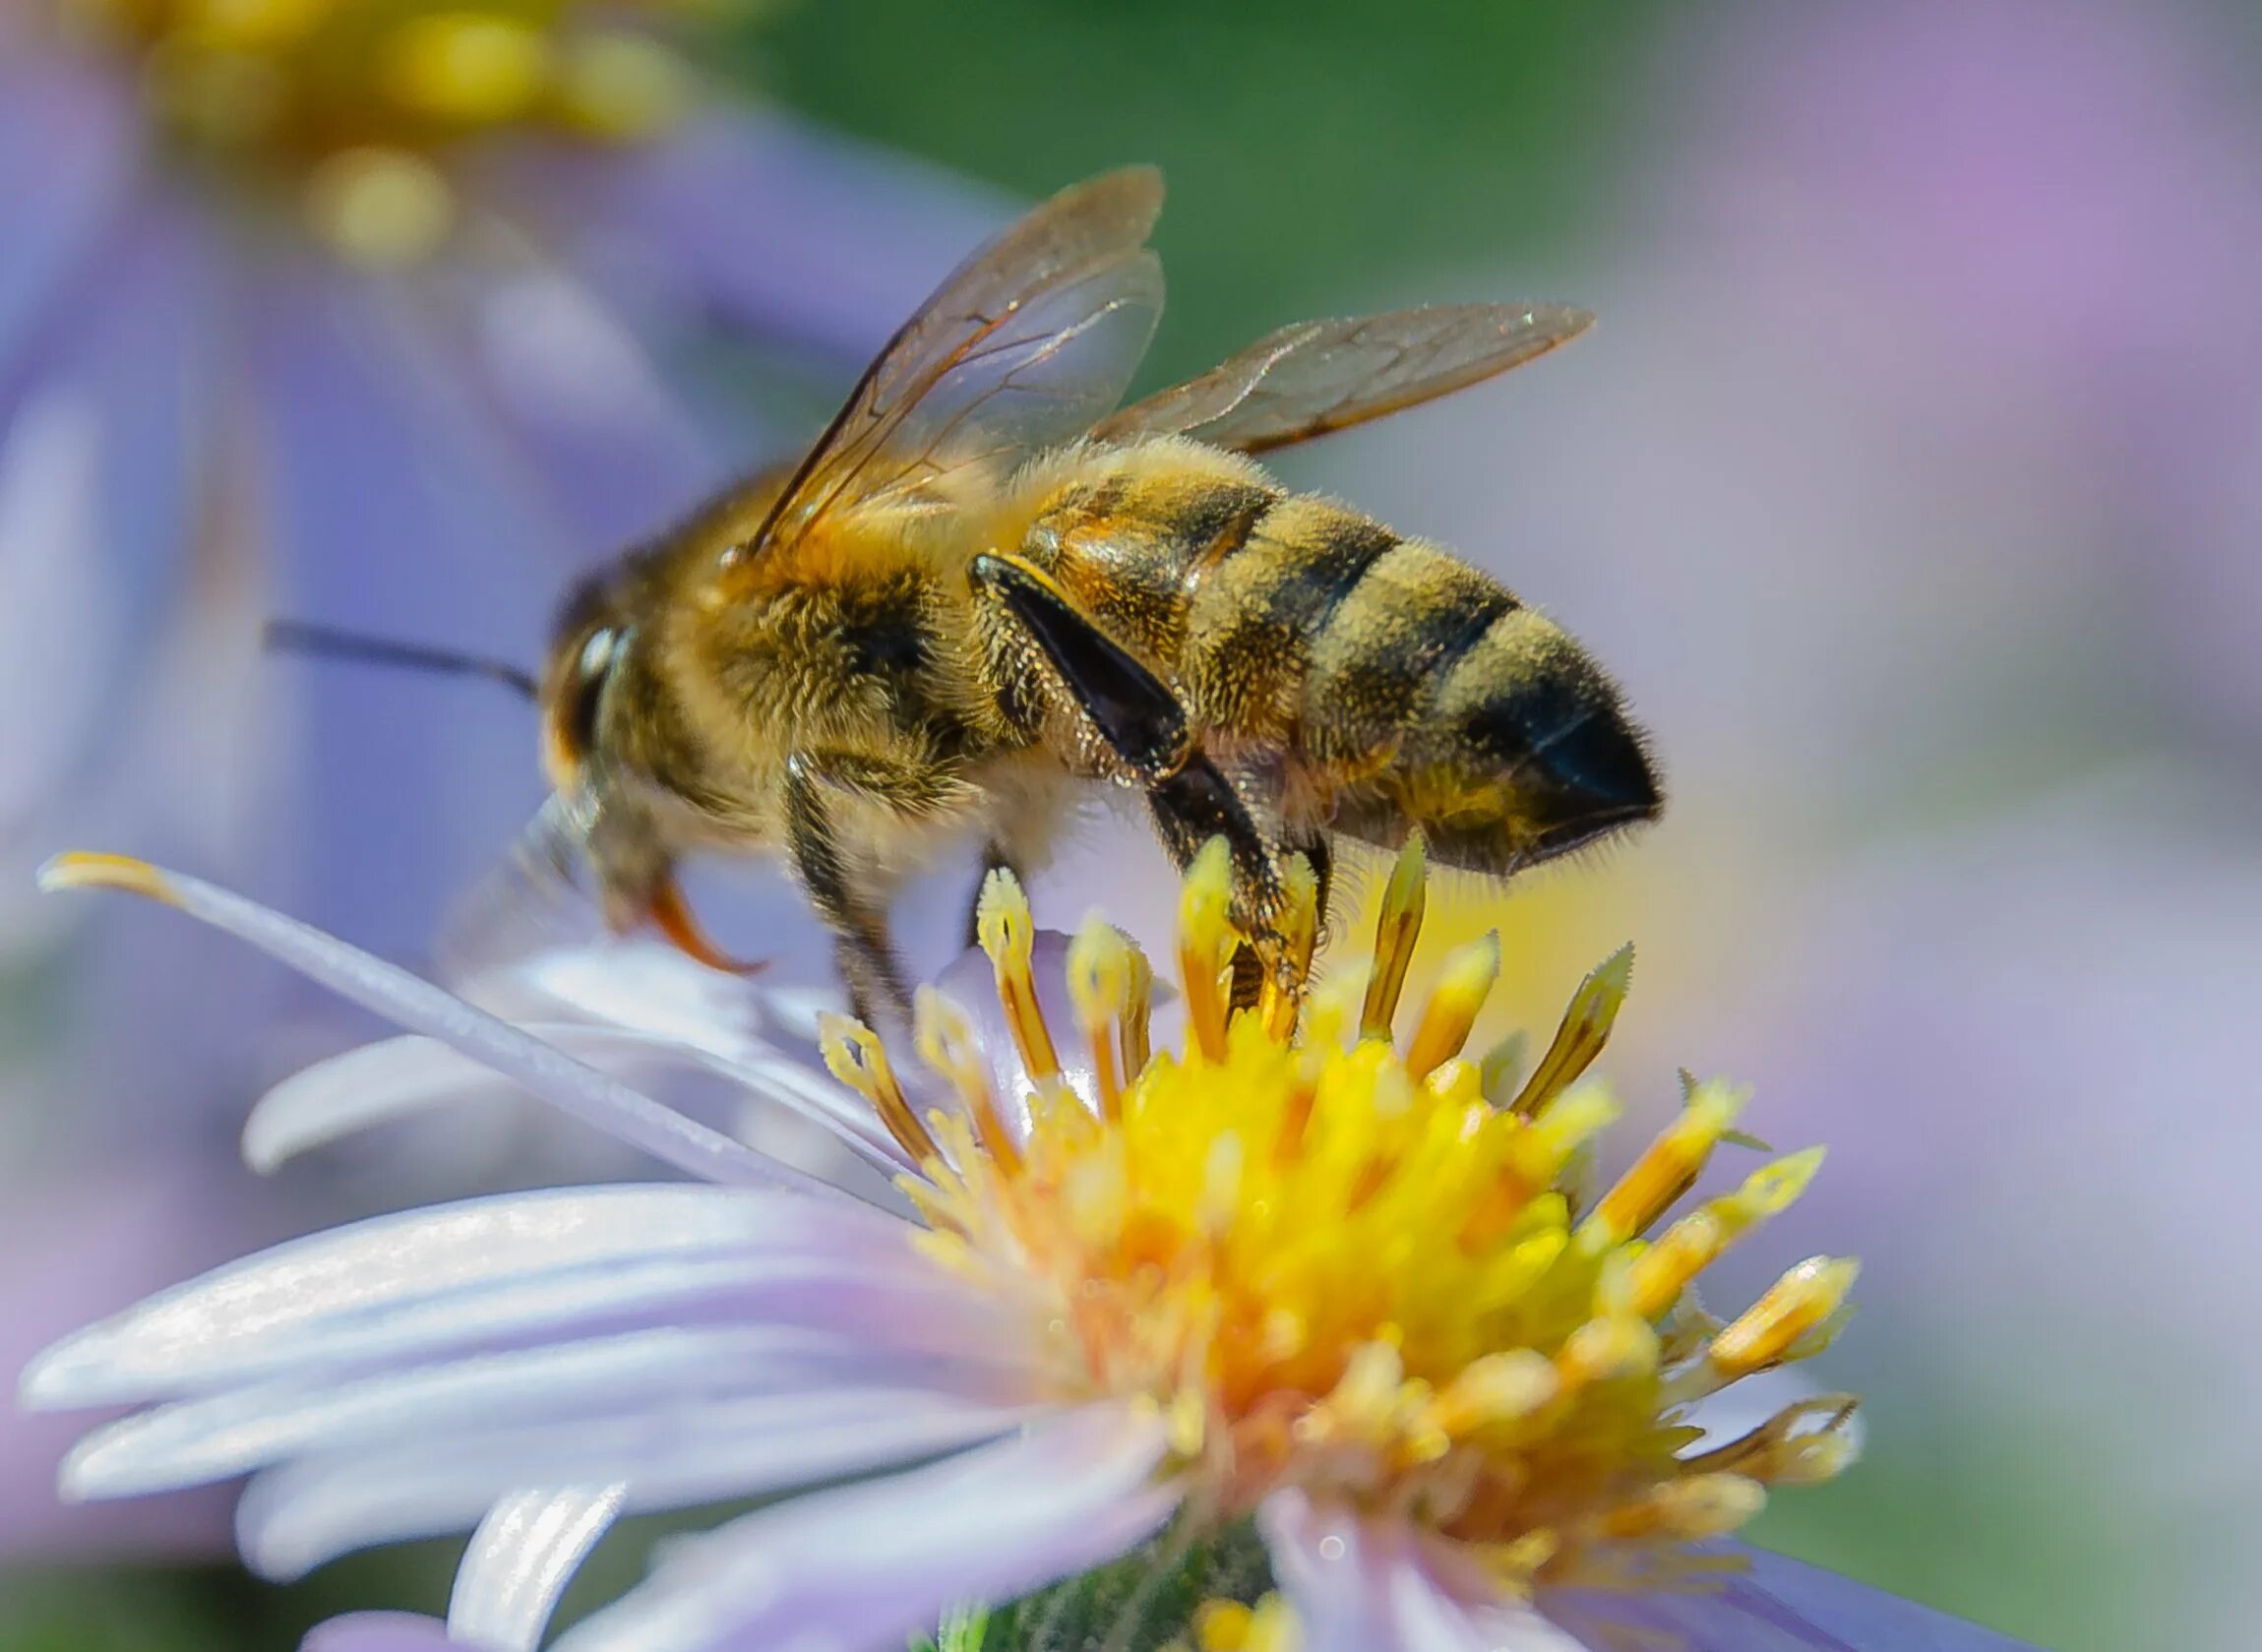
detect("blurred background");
top-left (4, 0), bottom-right (2259, 1647)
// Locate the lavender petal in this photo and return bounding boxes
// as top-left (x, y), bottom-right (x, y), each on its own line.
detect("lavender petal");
top-left (551, 1401), bottom-right (1177, 1652)
top-left (448, 1486), bottom-right (626, 1652)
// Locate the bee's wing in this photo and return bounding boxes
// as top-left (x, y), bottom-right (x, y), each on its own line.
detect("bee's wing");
top-left (743, 168), bottom-right (1167, 564)
top-left (433, 793), bottom-right (604, 988)
top-left (1091, 303), bottom-right (1592, 456)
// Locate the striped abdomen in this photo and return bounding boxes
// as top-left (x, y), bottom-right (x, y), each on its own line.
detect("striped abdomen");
top-left (1015, 441), bottom-right (1659, 875)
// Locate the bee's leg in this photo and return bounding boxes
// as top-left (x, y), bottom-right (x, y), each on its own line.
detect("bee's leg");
top-left (970, 551), bottom-right (1288, 964)
top-left (782, 755), bottom-right (912, 1030)
top-left (1286, 828), bottom-right (1335, 932)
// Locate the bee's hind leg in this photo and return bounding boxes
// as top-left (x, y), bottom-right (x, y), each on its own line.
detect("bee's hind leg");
top-left (970, 551), bottom-right (1290, 988)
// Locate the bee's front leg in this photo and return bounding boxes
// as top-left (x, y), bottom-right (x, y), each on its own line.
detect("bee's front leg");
top-left (781, 754), bottom-right (913, 1031)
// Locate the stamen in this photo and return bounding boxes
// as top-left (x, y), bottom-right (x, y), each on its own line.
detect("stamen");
top-left (1584, 1078), bottom-right (1744, 1243)
top-left (1121, 943), bottom-right (1155, 1077)
top-left (1680, 1395), bottom-right (1861, 1485)
top-left (1403, 930), bottom-right (1500, 1078)
top-left (379, 13), bottom-right (548, 124)
top-left (1360, 833), bottom-right (1428, 1041)
top-left (1626, 1148), bottom-right (1824, 1317)
top-left (1067, 914), bottom-right (1131, 1119)
top-left (915, 986), bottom-right (1021, 1173)
top-left (817, 1012), bottom-right (940, 1165)
top-left (1260, 852), bottom-right (1320, 1038)
top-left (1507, 944), bottom-right (1632, 1117)
top-left (1708, 1256), bottom-right (1860, 1381)
top-left (1179, 838), bottom-right (1237, 1063)
top-left (1601, 1473), bottom-right (1766, 1540)
top-left (1427, 1349), bottom-right (1560, 1436)
top-left (976, 870), bottom-right (1061, 1083)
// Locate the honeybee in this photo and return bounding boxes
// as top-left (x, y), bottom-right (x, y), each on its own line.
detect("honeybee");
top-left (538, 167), bottom-right (1660, 1023)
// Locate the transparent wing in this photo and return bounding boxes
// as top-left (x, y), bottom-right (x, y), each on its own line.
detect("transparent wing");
top-left (745, 168), bottom-right (1168, 562)
top-left (433, 793), bottom-right (604, 987)
top-left (1092, 302), bottom-right (1592, 455)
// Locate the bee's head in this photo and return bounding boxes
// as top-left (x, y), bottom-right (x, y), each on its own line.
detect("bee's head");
top-left (539, 572), bottom-right (631, 794)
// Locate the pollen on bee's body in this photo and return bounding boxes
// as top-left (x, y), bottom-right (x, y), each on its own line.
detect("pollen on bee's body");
top-left (831, 840), bottom-right (1862, 1600)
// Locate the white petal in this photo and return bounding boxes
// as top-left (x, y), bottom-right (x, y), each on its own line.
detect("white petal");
top-left (303, 1613), bottom-right (461, 1652)
top-left (551, 1401), bottom-right (1177, 1652)
top-left (23, 1186), bottom-right (942, 1406)
top-left (244, 1026), bottom-right (907, 1177)
top-left (1256, 1492), bottom-right (1400, 1652)
top-left (448, 1486), bottom-right (625, 1652)
top-left (1258, 1495), bottom-right (1583, 1652)
top-left (39, 858), bottom-right (847, 1195)
top-left (65, 1323), bottom-right (1035, 1498)
top-left (0, 67), bottom-right (137, 386)
top-left (238, 1388), bottom-right (1039, 1580)
top-left (1542, 1542), bottom-right (2045, 1652)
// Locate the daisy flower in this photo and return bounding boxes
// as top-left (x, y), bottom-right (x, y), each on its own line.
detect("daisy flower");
top-left (25, 841), bottom-right (2039, 1651)
top-left (0, 0), bottom-right (993, 956)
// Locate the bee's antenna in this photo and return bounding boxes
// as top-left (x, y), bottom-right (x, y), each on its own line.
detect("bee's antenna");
top-left (265, 620), bottom-right (541, 703)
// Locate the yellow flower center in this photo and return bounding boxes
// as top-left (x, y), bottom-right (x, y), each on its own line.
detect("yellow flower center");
top-left (44, 0), bottom-right (722, 263)
top-left (823, 838), bottom-right (1861, 1601)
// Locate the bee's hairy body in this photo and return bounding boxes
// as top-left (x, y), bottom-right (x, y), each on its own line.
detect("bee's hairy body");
top-left (599, 438), bottom-right (1643, 940)
top-left (538, 167), bottom-right (1658, 1023)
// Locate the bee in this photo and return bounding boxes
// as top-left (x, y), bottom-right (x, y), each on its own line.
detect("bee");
top-left (538, 167), bottom-right (1660, 1024)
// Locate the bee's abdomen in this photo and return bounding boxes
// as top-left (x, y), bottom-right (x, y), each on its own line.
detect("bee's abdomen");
top-left (1020, 447), bottom-right (1659, 872)
top-left (1185, 494), bottom-right (1660, 873)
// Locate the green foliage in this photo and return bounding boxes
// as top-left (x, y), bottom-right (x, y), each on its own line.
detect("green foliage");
top-left (755, 0), bottom-right (1665, 385)
top-left (920, 1519), bottom-right (1274, 1652)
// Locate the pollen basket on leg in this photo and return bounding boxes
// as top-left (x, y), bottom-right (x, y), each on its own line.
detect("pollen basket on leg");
top-left (828, 849), bottom-right (1866, 1600)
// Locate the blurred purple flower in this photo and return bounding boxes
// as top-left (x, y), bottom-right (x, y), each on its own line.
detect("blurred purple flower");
top-left (0, 0), bottom-right (998, 1559)
top-left (22, 855), bottom-right (2039, 1651)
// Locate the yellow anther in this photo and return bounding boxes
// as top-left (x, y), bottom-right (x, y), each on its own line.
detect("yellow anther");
top-left (1708, 1256), bottom-right (1860, 1379)
top-left (1359, 832), bottom-right (1428, 1041)
top-left (381, 13), bottom-right (550, 124)
top-left (1179, 837), bottom-right (1237, 1063)
top-left (1602, 1473), bottom-right (1766, 1541)
top-left (1557, 1312), bottom-right (1659, 1389)
top-left (1586, 1078), bottom-right (1745, 1243)
top-left (182, 0), bottom-right (327, 50)
top-left (1195, 1601), bottom-right (1254, 1652)
top-left (1198, 1132), bottom-right (1245, 1237)
top-left (1507, 944), bottom-right (1632, 1117)
top-left (914, 986), bottom-right (1020, 1173)
top-left (1517, 1082), bottom-right (1619, 1180)
top-left (1427, 1349), bottom-right (1559, 1436)
top-left (1403, 930), bottom-right (1500, 1079)
top-left (1067, 913), bottom-right (1131, 1119)
top-left (304, 148), bottom-right (457, 268)
top-left (1681, 1395), bottom-right (1861, 1487)
top-left (553, 31), bottom-right (692, 141)
top-left (35, 852), bottom-right (178, 904)
top-left (1121, 942), bottom-right (1155, 1077)
top-left (817, 1011), bottom-right (939, 1165)
top-left (1627, 1145), bottom-right (1824, 1317)
top-left (977, 870), bottom-right (1061, 1084)
top-left (1260, 852), bottom-right (1320, 1038)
